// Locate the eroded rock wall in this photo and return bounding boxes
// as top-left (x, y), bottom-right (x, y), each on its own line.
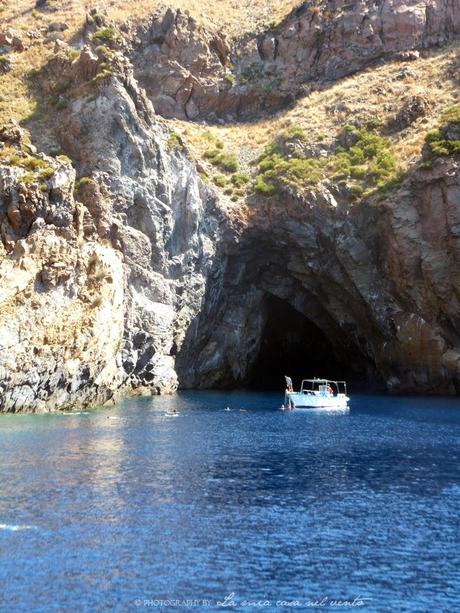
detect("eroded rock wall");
top-left (0, 56), bottom-right (222, 411)
top-left (130, 0), bottom-right (460, 120)
top-left (177, 159), bottom-right (460, 394)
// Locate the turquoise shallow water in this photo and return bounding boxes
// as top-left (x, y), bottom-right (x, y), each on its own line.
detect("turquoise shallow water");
top-left (1, 392), bottom-right (460, 612)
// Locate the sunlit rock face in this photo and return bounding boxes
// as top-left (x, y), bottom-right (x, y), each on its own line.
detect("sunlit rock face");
top-left (130, 1), bottom-right (460, 120)
top-left (0, 127), bottom-right (125, 411)
top-left (0, 61), bottom-right (222, 412)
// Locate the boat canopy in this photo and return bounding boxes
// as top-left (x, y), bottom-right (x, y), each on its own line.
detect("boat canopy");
top-left (301, 378), bottom-right (347, 393)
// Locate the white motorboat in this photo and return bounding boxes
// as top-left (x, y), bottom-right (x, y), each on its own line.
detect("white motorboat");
top-left (284, 376), bottom-right (350, 410)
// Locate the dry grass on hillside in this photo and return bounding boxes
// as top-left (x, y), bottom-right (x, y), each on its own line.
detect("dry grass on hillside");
top-left (1, 0), bottom-right (459, 185)
top-left (0, 0), bottom-right (299, 37)
top-left (175, 43), bottom-right (460, 174)
top-left (0, 0), bottom-right (299, 126)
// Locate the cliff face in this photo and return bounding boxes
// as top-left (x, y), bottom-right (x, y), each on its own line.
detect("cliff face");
top-left (177, 159), bottom-right (460, 394)
top-left (1, 0), bottom-right (460, 410)
top-left (130, 0), bottom-right (460, 120)
top-left (0, 58), bottom-right (222, 411)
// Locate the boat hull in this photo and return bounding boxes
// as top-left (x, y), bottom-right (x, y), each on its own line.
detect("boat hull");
top-left (285, 392), bottom-right (349, 410)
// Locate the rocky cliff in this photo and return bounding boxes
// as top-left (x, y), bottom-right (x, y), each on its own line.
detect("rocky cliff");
top-left (130, 0), bottom-right (460, 120)
top-left (0, 56), bottom-right (222, 411)
top-left (1, 0), bottom-right (460, 410)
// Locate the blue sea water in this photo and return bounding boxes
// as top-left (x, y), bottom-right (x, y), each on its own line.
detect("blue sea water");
top-left (1, 392), bottom-right (460, 612)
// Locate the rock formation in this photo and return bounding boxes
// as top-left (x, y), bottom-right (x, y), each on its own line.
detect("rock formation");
top-left (0, 57), bottom-right (222, 411)
top-left (177, 158), bottom-right (460, 394)
top-left (1, 0), bottom-right (460, 411)
top-left (130, 0), bottom-right (460, 120)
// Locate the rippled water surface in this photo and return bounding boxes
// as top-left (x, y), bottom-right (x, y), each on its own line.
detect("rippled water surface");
top-left (1, 392), bottom-right (460, 612)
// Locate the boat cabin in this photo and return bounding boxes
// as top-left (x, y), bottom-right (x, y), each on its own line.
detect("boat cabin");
top-left (300, 378), bottom-right (347, 396)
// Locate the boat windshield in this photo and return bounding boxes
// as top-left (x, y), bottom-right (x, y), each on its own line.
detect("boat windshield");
top-left (300, 379), bottom-right (347, 395)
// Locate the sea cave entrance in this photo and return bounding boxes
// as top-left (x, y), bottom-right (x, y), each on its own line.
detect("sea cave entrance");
top-left (246, 294), bottom-right (369, 391)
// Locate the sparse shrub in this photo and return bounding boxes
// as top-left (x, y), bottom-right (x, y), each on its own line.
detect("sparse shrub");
top-left (67, 48), bottom-right (80, 60)
top-left (254, 175), bottom-right (277, 196)
top-left (204, 148), bottom-right (238, 173)
top-left (92, 27), bottom-right (118, 43)
top-left (204, 148), bottom-right (219, 159)
top-left (95, 45), bottom-right (114, 59)
top-left (283, 125), bottom-right (305, 140)
top-left (214, 152), bottom-right (238, 172)
top-left (23, 156), bottom-right (47, 171)
top-left (167, 132), bottom-right (182, 149)
top-left (213, 174), bottom-right (227, 188)
top-left (424, 108), bottom-right (460, 158)
top-left (39, 167), bottom-right (55, 180)
top-left (441, 106), bottom-right (460, 124)
top-left (21, 172), bottom-right (36, 184)
top-left (254, 125), bottom-right (399, 201)
top-left (56, 154), bottom-right (72, 165)
top-left (202, 130), bottom-right (216, 142)
top-left (348, 184), bottom-right (364, 199)
top-left (231, 173), bottom-right (250, 187)
top-left (74, 176), bottom-right (94, 191)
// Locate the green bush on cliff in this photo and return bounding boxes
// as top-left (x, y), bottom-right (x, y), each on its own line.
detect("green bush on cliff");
top-left (213, 174), bottom-right (227, 188)
top-left (23, 156), bottom-right (48, 171)
top-left (212, 152), bottom-right (238, 172)
top-left (74, 176), bottom-right (95, 192)
top-left (204, 148), bottom-right (219, 160)
top-left (39, 167), bottom-right (55, 180)
top-left (167, 132), bottom-right (182, 149)
top-left (424, 106), bottom-right (460, 159)
top-left (92, 27), bottom-right (118, 43)
top-left (254, 125), bottom-right (399, 200)
top-left (231, 173), bottom-right (250, 187)
top-left (441, 106), bottom-right (460, 125)
top-left (254, 175), bottom-right (277, 196)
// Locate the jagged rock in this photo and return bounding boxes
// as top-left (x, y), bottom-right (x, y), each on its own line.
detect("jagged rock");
top-left (0, 52), bottom-right (222, 412)
top-left (394, 67), bottom-right (417, 80)
top-left (0, 29), bottom-right (24, 52)
top-left (176, 156), bottom-right (460, 395)
top-left (48, 22), bottom-right (69, 33)
top-left (76, 46), bottom-right (99, 80)
top-left (130, 1), bottom-right (460, 120)
top-left (391, 94), bottom-right (432, 130)
top-left (3, 2), bottom-right (460, 412)
top-left (0, 120), bottom-right (25, 146)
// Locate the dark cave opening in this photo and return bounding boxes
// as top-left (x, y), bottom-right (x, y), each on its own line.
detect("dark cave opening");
top-left (246, 295), bottom-right (371, 391)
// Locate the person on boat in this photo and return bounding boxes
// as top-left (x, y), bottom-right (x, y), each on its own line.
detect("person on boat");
top-left (327, 384), bottom-right (334, 396)
top-left (285, 376), bottom-right (293, 392)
